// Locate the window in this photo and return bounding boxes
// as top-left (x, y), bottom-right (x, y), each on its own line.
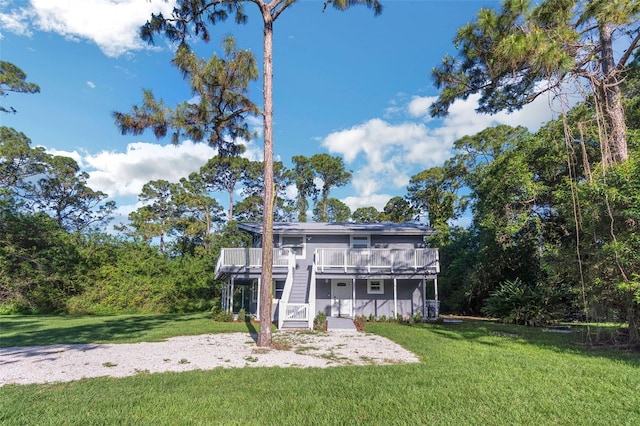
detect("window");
top-left (281, 235), bottom-right (305, 257)
top-left (251, 282), bottom-right (258, 303)
top-left (367, 279), bottom-right (384, 294)
top-left (273, 280), bottom-right (285, 300)
top-left (351, 235), bottom-right (370, 249)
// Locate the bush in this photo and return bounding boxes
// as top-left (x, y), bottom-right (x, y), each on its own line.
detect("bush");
top-left (313, 311), bottom-right (327, 331)
top-left (353, 315), bottom-right (366, 332)
top-left (213, 310), bottom-right (234, 322)
top-left (482, 278), bottom-right (559, 326)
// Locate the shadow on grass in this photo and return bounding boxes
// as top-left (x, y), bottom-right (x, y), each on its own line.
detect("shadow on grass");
top-left (0, 313), bottom-right (212, 347)
top-left (244, 319), bottom-right (258, 342)
top-left (370, 319), bottom-right (640, 367)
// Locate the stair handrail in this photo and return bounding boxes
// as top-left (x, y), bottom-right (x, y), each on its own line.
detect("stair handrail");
top-left (278, 249), bottom-right (296, 329)
top-left (308, 251), bottom-right (317, 329)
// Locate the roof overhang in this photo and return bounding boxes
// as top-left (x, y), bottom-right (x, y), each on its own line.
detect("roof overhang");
top-left (238, 222), bottom-right (436, 236)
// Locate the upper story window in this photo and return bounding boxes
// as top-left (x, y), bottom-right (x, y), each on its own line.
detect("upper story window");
top-left (281, 235), bottom-right (305, 258)
top-left (351, 235), bottom-right (370, 249)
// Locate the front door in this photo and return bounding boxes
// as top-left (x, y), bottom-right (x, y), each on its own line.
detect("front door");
top-left (331, 279), bottom-right (353, 317)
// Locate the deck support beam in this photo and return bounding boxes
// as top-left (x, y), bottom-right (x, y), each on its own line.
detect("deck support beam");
top-left (352, 278), bottom-right (356, 317)
top-left (256, 277), bottom-right (261, 320)
top-left (422, 276), bottom-right (427, 320)
top-left (393, 278), bottom-right (398, 319)
top-left (434, 277), bottom-right (439, 318)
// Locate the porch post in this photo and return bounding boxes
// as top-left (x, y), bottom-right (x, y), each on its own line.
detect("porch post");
top-left (256, 277), bottom-right (261, 320)
top-left (241, 285), bottom-right (245, 310)
top-left (434, 277), bottom-right (439, 318)
top-left (393, 278), bottom-right (398, 319)
top-left (221, 282), bottom-right (227, 312)
top-left (352, 278), bottom-right (356, 318)
top-left (422, 277), bottom-right (426, 320)
top-left (230, 278), bottom-right (235, 314)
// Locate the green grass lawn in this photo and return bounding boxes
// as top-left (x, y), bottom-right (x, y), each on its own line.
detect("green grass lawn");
top-left (1, 315), bottom-right (639, 425)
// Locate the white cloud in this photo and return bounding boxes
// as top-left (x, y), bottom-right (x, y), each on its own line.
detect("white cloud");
top-left (320, 90), bottom-right (562, 214)
top-left (86, 81), bottom-right (96, 89)
top-left (321, 118), bottom-right (454, 194)
top-left (83, 140), bottom-right (217, 198)
top-left (45, 148), bottom-right (85, 166)
top-left (0, 3), bottom-right (33, 38)
top-left (407, 95), bottom-right (437, 119)
top-left (342, 194), bottom-right (394, 212)
top-left (0, 0), bottom-right (177, 57)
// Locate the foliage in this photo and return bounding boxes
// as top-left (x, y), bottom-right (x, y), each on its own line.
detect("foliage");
top-left (353, 314), bottom-right (366, 331)
top-left (235, 160), bottom-right (294, 222)
top-left (308, 153), bottom-right (352, 221)
top-left (431, 0), bottom-right (640, 165)
top-left (0, 209), bottom-right (84, 313)
top-left (67, 241), bottom-right (216, 315)
top-left (292, 153), bottom-right (352, 222)
top-left (407, 165), bottom-right (465, 227)
top-left (351, 206), bottom-right (382, 223)
top-left (213, 309), bottom-right (234, 322)
top-left (291, 155), bottom-right (316, 222)
top-left (31, 155), bottom-right (115, 232)
top-left (482, 278), bottom-right (563, 326)
top-left (313, 311), bottom-right (327, 331)
top-left (0, 61), bottom-right (40, 114)
top-left (381, 196), bottom-right (415, 222)
top-left (1, 128), bottom-right (114, 232)
top-left (113, 37), bottom-right (259, 156)
top-left (237, 308), bottom-right (246, 321)
top-left (312, 197), bottom-right (350, 222)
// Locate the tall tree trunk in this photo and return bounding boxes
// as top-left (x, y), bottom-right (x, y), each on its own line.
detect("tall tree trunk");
top-left (599, 21), bottom-right (628, 166)
top-left (228, 190), bottom-right (234, 221)
top-left (258, 8), bottom-right (274, 348)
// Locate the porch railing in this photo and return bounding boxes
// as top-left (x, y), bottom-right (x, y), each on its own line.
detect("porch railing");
top-left (315, 248), bottom-right (439, 273)
top-left (280, 303), bottom-right (309, 323)
top-left (215, 248), bottom-right (290, 277)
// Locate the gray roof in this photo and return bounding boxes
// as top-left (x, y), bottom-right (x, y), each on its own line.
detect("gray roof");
top-left (238, 222), bottom-right (436, 236)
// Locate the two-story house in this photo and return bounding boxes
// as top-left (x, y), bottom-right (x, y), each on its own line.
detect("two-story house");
top-left (214, 222), bottom-right (440, 329)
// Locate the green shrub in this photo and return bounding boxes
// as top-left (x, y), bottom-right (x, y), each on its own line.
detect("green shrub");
top-left (313, 311), bottom-right (327, 331)
top-left (482, 278), bottom-right (560, 326)
top-left (353, 315), bottom-right (366, 332)
top-left (0, 300), bottom-right (32, 315)
top-left (237, 308), bottom-right (246, 322)
top-left (213, 310), bottom-right (234, 322)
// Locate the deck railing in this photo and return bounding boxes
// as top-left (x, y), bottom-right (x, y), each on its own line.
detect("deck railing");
top-left (216, 247), bottom-right (439, 276)
top-left (282, 303), bottom-right (309, 321)
top-left (216, 248), bottom-right (290, 269)
top-left (315, 248), bottom-right (439, 273)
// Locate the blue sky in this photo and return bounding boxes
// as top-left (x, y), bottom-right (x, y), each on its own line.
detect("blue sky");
top-left (0, 0), bottom-right (559, 224)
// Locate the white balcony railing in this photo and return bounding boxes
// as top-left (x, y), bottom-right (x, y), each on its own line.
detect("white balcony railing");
top-left (216, 247), bottom-right (439, 277)
top-left (315, 248), bottom-right (439, 273)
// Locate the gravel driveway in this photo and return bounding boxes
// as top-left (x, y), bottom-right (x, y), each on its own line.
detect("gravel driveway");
top-left (0, 331), bottom-right (419, 386)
